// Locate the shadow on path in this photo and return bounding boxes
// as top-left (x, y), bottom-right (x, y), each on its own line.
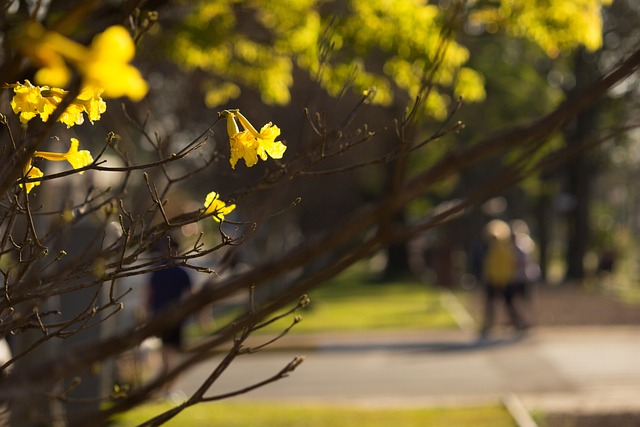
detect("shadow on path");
top-left (320, 329), bottom-right (529, 353)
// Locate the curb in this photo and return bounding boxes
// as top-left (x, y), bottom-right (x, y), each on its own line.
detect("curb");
top-left (439, 290), bottom-right (477, 332)
top-left (502, 392), bottom-right (539, 427)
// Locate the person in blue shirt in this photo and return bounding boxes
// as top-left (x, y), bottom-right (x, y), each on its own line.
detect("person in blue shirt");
top-left (148, 240), bottom-right (192, 394)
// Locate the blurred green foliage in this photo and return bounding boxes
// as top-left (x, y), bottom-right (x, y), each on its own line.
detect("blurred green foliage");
top-left (469, 0), bottom-right (612, 58)
top-left (165, 0), bottom-right (610, 119)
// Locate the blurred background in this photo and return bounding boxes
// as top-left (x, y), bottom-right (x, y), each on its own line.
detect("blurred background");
top-left (2, 0), bottom-right (640, 426)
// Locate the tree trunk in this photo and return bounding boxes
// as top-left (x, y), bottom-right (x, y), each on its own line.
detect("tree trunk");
top-left (536, 188), bottom-right (551, 282)
top-left (564, 152), bottom-right (591, 281)
top-left (563, 49), bottom-right (601, 282)
top-left (381, 211), bottom-right (412, 280)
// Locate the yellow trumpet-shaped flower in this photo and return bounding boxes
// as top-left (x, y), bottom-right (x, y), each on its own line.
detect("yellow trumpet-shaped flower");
top-left (19, 158), bottom-right (43, 194)
top-left (17, 139), bottom-right (93, 193)
top-left (9, 80), bottom-right (106, 127)
top-left (23, 23), bottom-right (74, 88)
top-left (203, 191), bottom-right (236, 223)
top-left (79, 26), bottom-right (149, 101)
top-left (10, 80), bottom-right (45, 124)
top-left (230, 130), bottom-right (260, 169)
top-left (19, 22), bottom-right (148, 101)
top-left (55, 102), bottom-right (86, 128)
top-left (222, 110), bottom-right (286, 169)
top-left (34, 138), bottom-right (94, 174)
top-left (74, 85), bottom-right (108, 123)
top-left (255, 122), bottom-right (287, 162)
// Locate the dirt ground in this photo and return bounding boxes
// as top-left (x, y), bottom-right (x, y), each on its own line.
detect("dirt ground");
top-left (542, 412), bottom-right (640, 427)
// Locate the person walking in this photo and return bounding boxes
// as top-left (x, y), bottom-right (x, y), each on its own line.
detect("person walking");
top-left (147, 240), bottom-right (192, 395)
top-left (480, 219), bottom-right (527, 337)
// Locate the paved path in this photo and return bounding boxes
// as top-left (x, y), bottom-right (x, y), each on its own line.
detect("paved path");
top-left (179, 325), bottom-right (640, 416)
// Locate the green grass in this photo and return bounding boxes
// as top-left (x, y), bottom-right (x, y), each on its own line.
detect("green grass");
top-left (114, 401), bottom-right (516, 427)
top-left (194, 264), bottom-right (458, 337)
top-left (291, 274), bottom-right (457, 333)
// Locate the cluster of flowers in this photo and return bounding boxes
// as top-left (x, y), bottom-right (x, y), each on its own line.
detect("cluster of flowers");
top-left (201, 110), bottom-right (286, 221)
top-left (8, 23), bottom-right (288, 223)
top-left (10, 80), bottom-right (106, 128)
top-left (202, 109), bottom-right (287, 221)
top-left (10, 24), bottom-right (145, 197)
top-left (222, 109), bottom-right (287, 169)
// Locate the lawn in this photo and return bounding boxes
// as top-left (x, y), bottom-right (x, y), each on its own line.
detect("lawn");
top-left (282, 270), bottom-right (458, 333)
top-left (195, 263), bottom-right (459, 336)
top-left (115, 401), bottom-right (517, 427)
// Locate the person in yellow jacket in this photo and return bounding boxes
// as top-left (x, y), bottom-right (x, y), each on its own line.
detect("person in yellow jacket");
top-left (480, 219), bottom-right (528, 337)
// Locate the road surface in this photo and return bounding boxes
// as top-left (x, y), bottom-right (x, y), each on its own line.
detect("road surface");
top-left (179, 326), bottom-right (640, 414)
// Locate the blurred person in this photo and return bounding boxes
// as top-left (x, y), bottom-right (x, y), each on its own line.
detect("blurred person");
top-left (510, 219), bottom-right (537, 301)
top-left (480, 220), bottom-right (527, 337)
top-left (597, 248), bottom-right (615, 275)
top-left (147, 240), bottom-right (192, 396)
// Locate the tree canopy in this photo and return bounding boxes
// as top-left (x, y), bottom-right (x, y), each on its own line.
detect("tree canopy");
top-left (165, 0), bottom-right (611, 119)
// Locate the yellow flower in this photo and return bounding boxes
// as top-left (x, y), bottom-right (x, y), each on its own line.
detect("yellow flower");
top-left (25, 24), bottom-right (74, 88)
top-left (19, 22), bottom-right (147, 101)
top-left (230, 130), bottom-right (260, 169)
top-left (10, 80), bottom-right (44, 124)
top-left (203, 191), bottom-right (236, 223)
top-left (223, 110), bottom-right (286, 169)
top-left (33, 48), bottom-right (72, 88)
top-left (55, 102), bottom-right (85, 127)
top-left (19, 158), bottom-right (43, 194)
top-left (255, 122), bottom-right (286, 161)
top-left (79, 26), bottom-right (149, 101)
top-left (38, 86), bottom-right (84, 126)
top-left (74, 85), bottom-right (107, 123)
top-left (9, 81), bottom-right (106, 127)
top-left (34, 138), bottom-right (94, 174)
top-left (17, 139), bottom-right (93, 193)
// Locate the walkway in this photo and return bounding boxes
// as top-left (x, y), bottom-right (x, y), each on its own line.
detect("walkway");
top-left (177, 283), bottom-right (640, 425)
